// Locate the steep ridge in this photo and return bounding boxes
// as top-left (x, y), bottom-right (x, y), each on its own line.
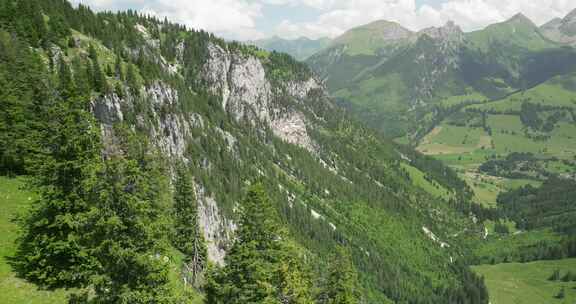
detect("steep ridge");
top-left (0, 0), bottom-right (489, 303)
top-left (541, 9), bottom-right (576, 45)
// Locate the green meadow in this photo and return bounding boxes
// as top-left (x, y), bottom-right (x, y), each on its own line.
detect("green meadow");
top-left (401, 163), bottom-right (452, 200)
top-left (0, 177), bottom-right (69, 304)
top-left (474, 258), bottom-right (576, 304)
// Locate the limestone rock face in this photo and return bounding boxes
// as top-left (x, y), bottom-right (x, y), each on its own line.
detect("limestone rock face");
top-left (91, 35), bottom-right (330, 263)
top-left (195, 182), bottom-right (236, 266)
top-left (202, 42), bottom-right (320, 153)
top-left (419, 21), bottom-right (465, 47)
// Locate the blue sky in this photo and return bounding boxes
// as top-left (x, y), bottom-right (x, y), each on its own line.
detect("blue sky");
top-left (71, 0), bottom-right (576, 40)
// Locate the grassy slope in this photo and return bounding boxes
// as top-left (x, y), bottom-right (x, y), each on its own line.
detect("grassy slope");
top-left (0, 175), bottom-right (202, 304)
top-left (416, 85), bottom-right (576, 204)
top-left (467, 73), bottom-right (576, 113)
top-left (474, 229), bottom-right (561, 263)
top-left (473, 258), bottom-right (576, 304)
top-left (467, 17), bottom-right (552, 52)
top-left (401, 163), bottom-right (452, 200)
top-left (332, 20), bottom-right (411, 56)
top-left (0, 177), bottom-right (69, 304)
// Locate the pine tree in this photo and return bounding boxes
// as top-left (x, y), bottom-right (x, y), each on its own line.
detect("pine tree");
top-left (205, 183), bottom-right (313, 304)
top-left (93, 56), bottom-right (108, 94)
top-left (82, 156), bottom-right (176, 303)
top-left (321, 246), bottom-right (361, 304)
top-left (0, 30), bottom-right (48, 175)
top-left (126, 62), bottom-right (140, 95)
top-left (58, 57), bottom-right (75, 100)
top-left (88, 44), bottom-right (108, 94)
top-left (47, 14), bottom-right (70, 46)
top-left (71, 57), bottom-right (91, 95)
top-left (276, 241), bottom-right (315, 304)
top-left (15, 69), bottom-right (102, 288)
top-left (173, 165), bottom-right (207, 287)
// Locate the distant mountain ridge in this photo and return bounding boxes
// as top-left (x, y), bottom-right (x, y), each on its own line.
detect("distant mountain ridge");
top-left (249, 36), bottom-right (331, 60)
top-left (307, 10), bottom-right (576, 138)
top-left (540, 8), bottom-right (576, 45)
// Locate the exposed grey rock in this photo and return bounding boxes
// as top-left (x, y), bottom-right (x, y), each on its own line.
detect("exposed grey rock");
top-left (48, 44), bottom-right (64, 68)
top-left (272, 112), bottom-right (315, 152)
top-left (286, 78), bottom-right (321, 101)
top-left (419, 21), bottom-right (464, 45)
top-left (541, 9), bottom-right (576, 45)
top-left (202, 42), bottom-right (318, 153)
top-left (422, 226), bottom-right (450, 249)
top-left (541, 17), bottom-right (563, 31)
top-left (195, 182), bottom-right (236, 266)
top-left (92, 93), bottom-right (125, 125)
top-left (215, 127), bottom-right (238, 155)
top-left (506, 13), bottom-right (536, 27)
top-left (132, 24), bottom-right (181, 76)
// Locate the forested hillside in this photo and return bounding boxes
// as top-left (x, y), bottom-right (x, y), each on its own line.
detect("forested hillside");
top-left (306, 12), bottom-right (576, 264)
top-left (0, 0), bottom-right (489, 303)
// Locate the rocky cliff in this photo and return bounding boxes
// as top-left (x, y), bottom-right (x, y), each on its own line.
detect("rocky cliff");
top-left (90, 26), bottom-right (330, 264)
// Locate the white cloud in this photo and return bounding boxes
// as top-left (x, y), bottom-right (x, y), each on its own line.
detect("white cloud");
top-left (273, 0), bottom-right (576, 39)
top-left (71, 0), bottom-right (265, 40)
top-left (69, 0), bottom-right (576, 41)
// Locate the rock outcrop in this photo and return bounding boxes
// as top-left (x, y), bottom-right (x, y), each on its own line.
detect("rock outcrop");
top-left (91, 30), bottom-right (328, 263)
top-left (202, 42), bottom-right (320, 153)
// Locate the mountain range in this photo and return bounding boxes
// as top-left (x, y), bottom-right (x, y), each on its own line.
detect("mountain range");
top-left (306, 10), bottom-right (576, 139)
top-left (249, 36), bottom-right (331, 61)
top-left (302, 9), bottom-right (576, 207)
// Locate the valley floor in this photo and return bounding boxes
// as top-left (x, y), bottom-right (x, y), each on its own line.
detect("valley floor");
top-left (473, 259), bottom-right (576, 304)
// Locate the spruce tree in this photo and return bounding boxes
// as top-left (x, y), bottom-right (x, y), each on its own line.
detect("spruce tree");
top-left (71, 57), bottom-right (91, 95)
top-left (46, 14), bottom-right (70, 46)
top-left (205, 183), bottom-right (313, 304)
top-left (58, 57), bottom-right (75, 100)
top-left (173, 165), bottom-right (207, 287)
top-left (126, 63), bottom-right (140, 95)
top-left (322, 246), bottom-right (361, 304)
top-left (15, 62), bottom-right (102, 288)
top-left (0, 30), bottom-right (47, 175)
top-left (83, 156), bottom-right (176, 303)
top-left (88, 44), bottom-right (108, 94)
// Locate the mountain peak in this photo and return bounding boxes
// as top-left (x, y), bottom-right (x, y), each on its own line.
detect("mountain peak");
top-left (560, 8), bottom-right (576, 36)
top-left (333, 19), bottom-right (414, 50)
top-left (360, 20), bottom-right (406, 30)
top-left (563, 8), bottom-right (576, 22)
top-left (419, 21), bottom-right (464, 42)
top-left (506, 13), bottom-right (535, 26)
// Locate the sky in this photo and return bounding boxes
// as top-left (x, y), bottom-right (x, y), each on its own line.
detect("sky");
top-left (70, 0), bottom-right (576, 41)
